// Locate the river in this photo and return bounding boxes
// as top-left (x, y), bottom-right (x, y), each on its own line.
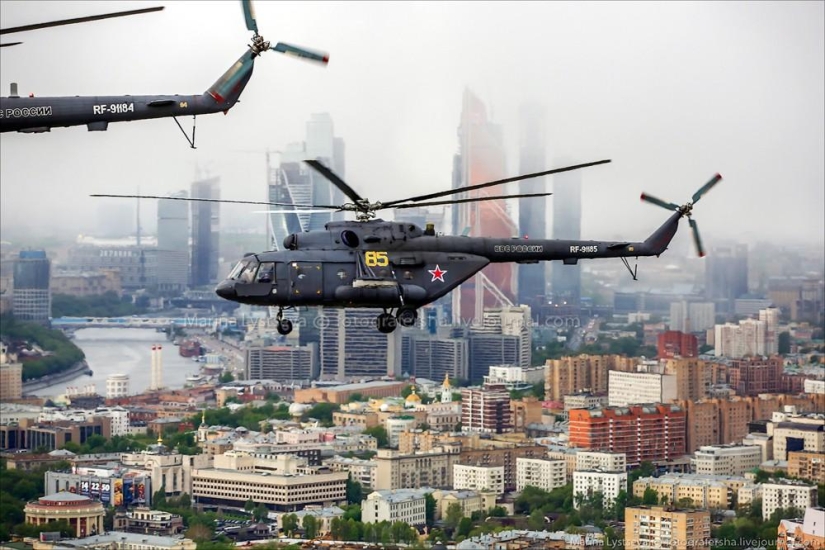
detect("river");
top-left (33, 328), bottom-right (204, 397)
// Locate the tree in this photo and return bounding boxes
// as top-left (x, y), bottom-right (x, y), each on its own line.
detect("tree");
top-left (531, 381), bottom-right (546, 400)
top-left (401, 385), bottom-right (414, 398)
top-left (348, 393), bottom-right (364, 403)
top-left (457, 517), bottom-right (473, 538)
top-left (244, 498), bottom-right (255, 512)
top-left (219, 371), bottom-right (235, 384)
top-left (425, 493), bottom-right (436, 528)
top-left (303, 514), bottom-right (319, 539)
top-left (254, 503), bottom-right (269, 522)
top-left (153, 485), bottom-right (166, 507)
top-left (282, 514), bottom-right (299, 537)
top-left (488, 506), bottom-right (507, 518)
top-left (642, 487), bottom-right (659, 505)
top-left (363, 426), bottom-right (389, 448)
top-left (346, 474), bottom-right (363, 504)
top-left (445, 502), bottom-right (464, 533)
top-left (528, 509), bottom-right (545, 530)
top-left (185, 524), bottom-right (213, 543)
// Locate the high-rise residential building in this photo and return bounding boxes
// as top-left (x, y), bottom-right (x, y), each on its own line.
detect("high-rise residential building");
top-left (573, 470), bottom-right (627, 509)
top-left (705, 244), bottom-right (748, 313)
top-left (550, 160), bottom-right (582, 308)
top-left (769, 277), bottom-right (825, 323)
top-left (607, 371), bottom-right (678, 407)
top-left (451, 89), bottom-right (517, 324)
top-left (453, 464), bottom-right (505, 495)
top-left (190, 177), bottom-right (220, 288)
top-left (516, 458), bottom-right (567, 492)
top-left (727, 356), bottom-right (783, 396)
top-left (477, 306), bottom-right (532, 368)
top-left (0, 343), bottom-right (22, 401)
top-left (691, 444), bottom-right (763, 476)
top-left (762, 482), bottom-right (819, 520)
top-left (13, 250), bottom-right (51, 323)
top-left (664, 359), bottom-right (712, 401)
top-left (461, 384), bottom-right (512, 434)
top-left (669, 301), bottom-right (716, 333)
top-left (545, 355), bottom-right (635, 402)
top-left (320, 308), bottom-right (401, 380)
top-left (568, 404), bottom-right (687, 466)
top-left (156, 190), bottom-right (190, 294)
top-left (246, 345), bottom-right (315, 381)
top-left (759, 307), bottom-right (780, 355)
top-left (105, 374), bottom-right (130, 399)
top-left (625, 507), bottom-right (711, 550)
top-left (517, 102), bottom-right (547, 309)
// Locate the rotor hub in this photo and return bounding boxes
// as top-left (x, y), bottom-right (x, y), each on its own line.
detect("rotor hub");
top-left (679, 202), bottom-right (694, 217)
top-left (250, 34), bottom-right (270, 55)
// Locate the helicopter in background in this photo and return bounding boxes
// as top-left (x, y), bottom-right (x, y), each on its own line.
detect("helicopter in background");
top-left (94, 159), bottom-right (721, 334)
top-left (0, 1), bottom-right (328, 147)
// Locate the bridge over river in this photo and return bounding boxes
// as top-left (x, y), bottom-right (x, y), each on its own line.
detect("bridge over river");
top-left (51, 316), bottom-right (220, 330)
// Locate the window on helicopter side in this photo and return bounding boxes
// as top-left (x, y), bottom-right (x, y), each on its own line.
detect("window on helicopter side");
top-left (257, 262), bottom-right (276, 283)
top-left (227, 261), bottom-right (249, 280)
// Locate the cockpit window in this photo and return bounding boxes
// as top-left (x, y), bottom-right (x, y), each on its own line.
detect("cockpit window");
top-left (257, 262), bottom-right (275, 283)
top-left (239, 262), bottom-right (258, 283)
top-left (228, 261), bottom-right (248, 280)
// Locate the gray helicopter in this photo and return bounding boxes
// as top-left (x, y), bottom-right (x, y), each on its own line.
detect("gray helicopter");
top-left (0, 1), bottom-right (328, 147)
top-left (94, 159), bottom-right (721, 334)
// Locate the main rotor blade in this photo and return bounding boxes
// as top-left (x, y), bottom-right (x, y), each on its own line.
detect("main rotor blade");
top-left (241, 0), bottom-right (258, 34)
top-left (381, 159), bottom-right (610, 208)
top-left (689, 218), bottom-right (705, 258)
top-left (691, 173), bottom-right (722, 204)
top-left (0, 6), bottom-right (164, 35)
top-left (304, 160), bottom-right (364, 204)
top-left (90, 194), bottom-right (338, 209)
top-left (389, 192), bottom-right (553, 210)
top-left (272, 42), bottom-right (330, 65)
top-left (640, 193), bottom-right (680, 211)
top-left (0, 42), bottom-right (22, 48)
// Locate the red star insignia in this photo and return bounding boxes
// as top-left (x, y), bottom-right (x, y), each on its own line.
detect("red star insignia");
top-left (429, 264), bottom-right (447, 282)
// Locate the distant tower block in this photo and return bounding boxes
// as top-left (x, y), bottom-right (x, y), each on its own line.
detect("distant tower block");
top-left (106, 374), bottom-right (130, 399)
top-left (150, 345), bottom-right (163, 391)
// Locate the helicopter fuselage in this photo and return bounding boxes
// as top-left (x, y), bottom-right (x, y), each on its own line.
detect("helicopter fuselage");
top-left (215, 213), bottom-right (681, 310)
top-left (0, 48), bottom-right (256, 134)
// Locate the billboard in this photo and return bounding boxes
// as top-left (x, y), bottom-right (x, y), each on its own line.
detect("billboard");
top-left (123, 478), bottom-right (134, 505)
top-left (113, 479), bottom-right (123, 506)
top-left (100, 481), bottom-right (111, 503)
top-left (136, 481), bottom-right (147, 503)
top-left (80, 480), bottom-right (90, 496)
top-left (90, 480), bottom-right (100, 497)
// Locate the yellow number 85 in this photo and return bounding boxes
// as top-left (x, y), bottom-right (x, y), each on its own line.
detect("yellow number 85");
top-left (365, 251), bottom-right (389, 267)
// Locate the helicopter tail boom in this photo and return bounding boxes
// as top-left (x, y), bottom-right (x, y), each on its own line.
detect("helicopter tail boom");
top-left (479, 211), bottom-right (683, 263)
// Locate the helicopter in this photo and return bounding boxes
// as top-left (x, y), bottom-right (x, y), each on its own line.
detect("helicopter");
top-left (93, 159), bottom-right (721, 335)
top-left (0, 1), bottom-right (328, 147)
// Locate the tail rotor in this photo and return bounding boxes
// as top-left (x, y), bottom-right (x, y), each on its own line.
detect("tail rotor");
top-left (640, 173), bottom-right (722, 258)
top-left (241, 0), bottom-right (329, 65)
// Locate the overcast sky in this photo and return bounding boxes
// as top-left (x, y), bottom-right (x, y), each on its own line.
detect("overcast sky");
top-left (1, 1), bottom-right (823, 252)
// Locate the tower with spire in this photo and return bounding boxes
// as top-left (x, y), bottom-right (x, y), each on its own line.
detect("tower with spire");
top-left (441, 373), bottom-right (452, 403)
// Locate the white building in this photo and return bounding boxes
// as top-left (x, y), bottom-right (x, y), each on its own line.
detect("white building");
top-left (691, 445), bottom-right (763, 476)
top-left (804, 379), bottom-right (825, 395)
top-left (572, 470), bottom-right (627, 509)
top-left (771, 413), bottom-right (825, 460)
top-left (323, 456), bottom-right (377, 489)
top-left (670, 301), bottom-right (716, 333)
top-left (607, 371), bottom-right (678, 407)
top-left (453, 464), bottom-right (505, 495)
top-left (575, 451), bottom-right (627, 473)
top-left (761, 481), bottom-right (818, 520)
top-left (483, 365), bottom-right (545, 390)
top-left (385, 416), bottom-right (417, 448)
top-left (759, 307), bottom-right (780, 355)
top-left (95, 407), bottom-right (130, 437)
top-left (361, 489), bottom-right (427, 526)
top-left (516, 458), bottom-right (566, 492)
top-left (106, 374), bottom-right (130, 399)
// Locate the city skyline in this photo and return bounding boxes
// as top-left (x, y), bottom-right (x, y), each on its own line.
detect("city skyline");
top-left (0, 1), bottom-right (822, 249)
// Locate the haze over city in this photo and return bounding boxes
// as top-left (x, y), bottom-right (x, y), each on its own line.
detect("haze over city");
top-left (1, 0), bottom-right (823, 249)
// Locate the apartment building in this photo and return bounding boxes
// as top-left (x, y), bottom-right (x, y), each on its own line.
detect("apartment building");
top-left (691, 445), bottom-right (762, 476)
top-left (361, 489), bottom-right (427, 526)
top-left (516, 458), bottom-right (566, 492)
top-left (573, 470), bottom-right (627, 509)
top-left (453, 464), bottom-right (505, 495)
top-left (762, 481), bottom-right (819, 520)
top-left (624, 507), bottom-right (711, 550)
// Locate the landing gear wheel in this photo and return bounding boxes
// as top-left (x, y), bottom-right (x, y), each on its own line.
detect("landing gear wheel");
top-left (376, 313), bottom-right (397, 334)
top-left (396, 307), bottom-right (418, 327)
top-left (276, 319), bottom-right (293, 335)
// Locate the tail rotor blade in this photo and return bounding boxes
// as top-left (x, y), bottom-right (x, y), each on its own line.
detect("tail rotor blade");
top-left (640, 193), bottom-right (680, 211)
top-left (241, 0), bottom-right (259, 34)
top-left (692, 173), bottom-right (722, 204)
top-left (689, 218), bottom-right (705, 258)
top-left (272, 42), bottom-right (329, 64)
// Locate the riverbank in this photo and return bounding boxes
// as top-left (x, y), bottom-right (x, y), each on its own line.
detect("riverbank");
top-left (22, 360), bottom-right (92, 395)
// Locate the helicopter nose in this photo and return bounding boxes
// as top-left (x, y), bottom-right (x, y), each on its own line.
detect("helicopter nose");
top-left (215, 280), bottom-right (236, 300)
